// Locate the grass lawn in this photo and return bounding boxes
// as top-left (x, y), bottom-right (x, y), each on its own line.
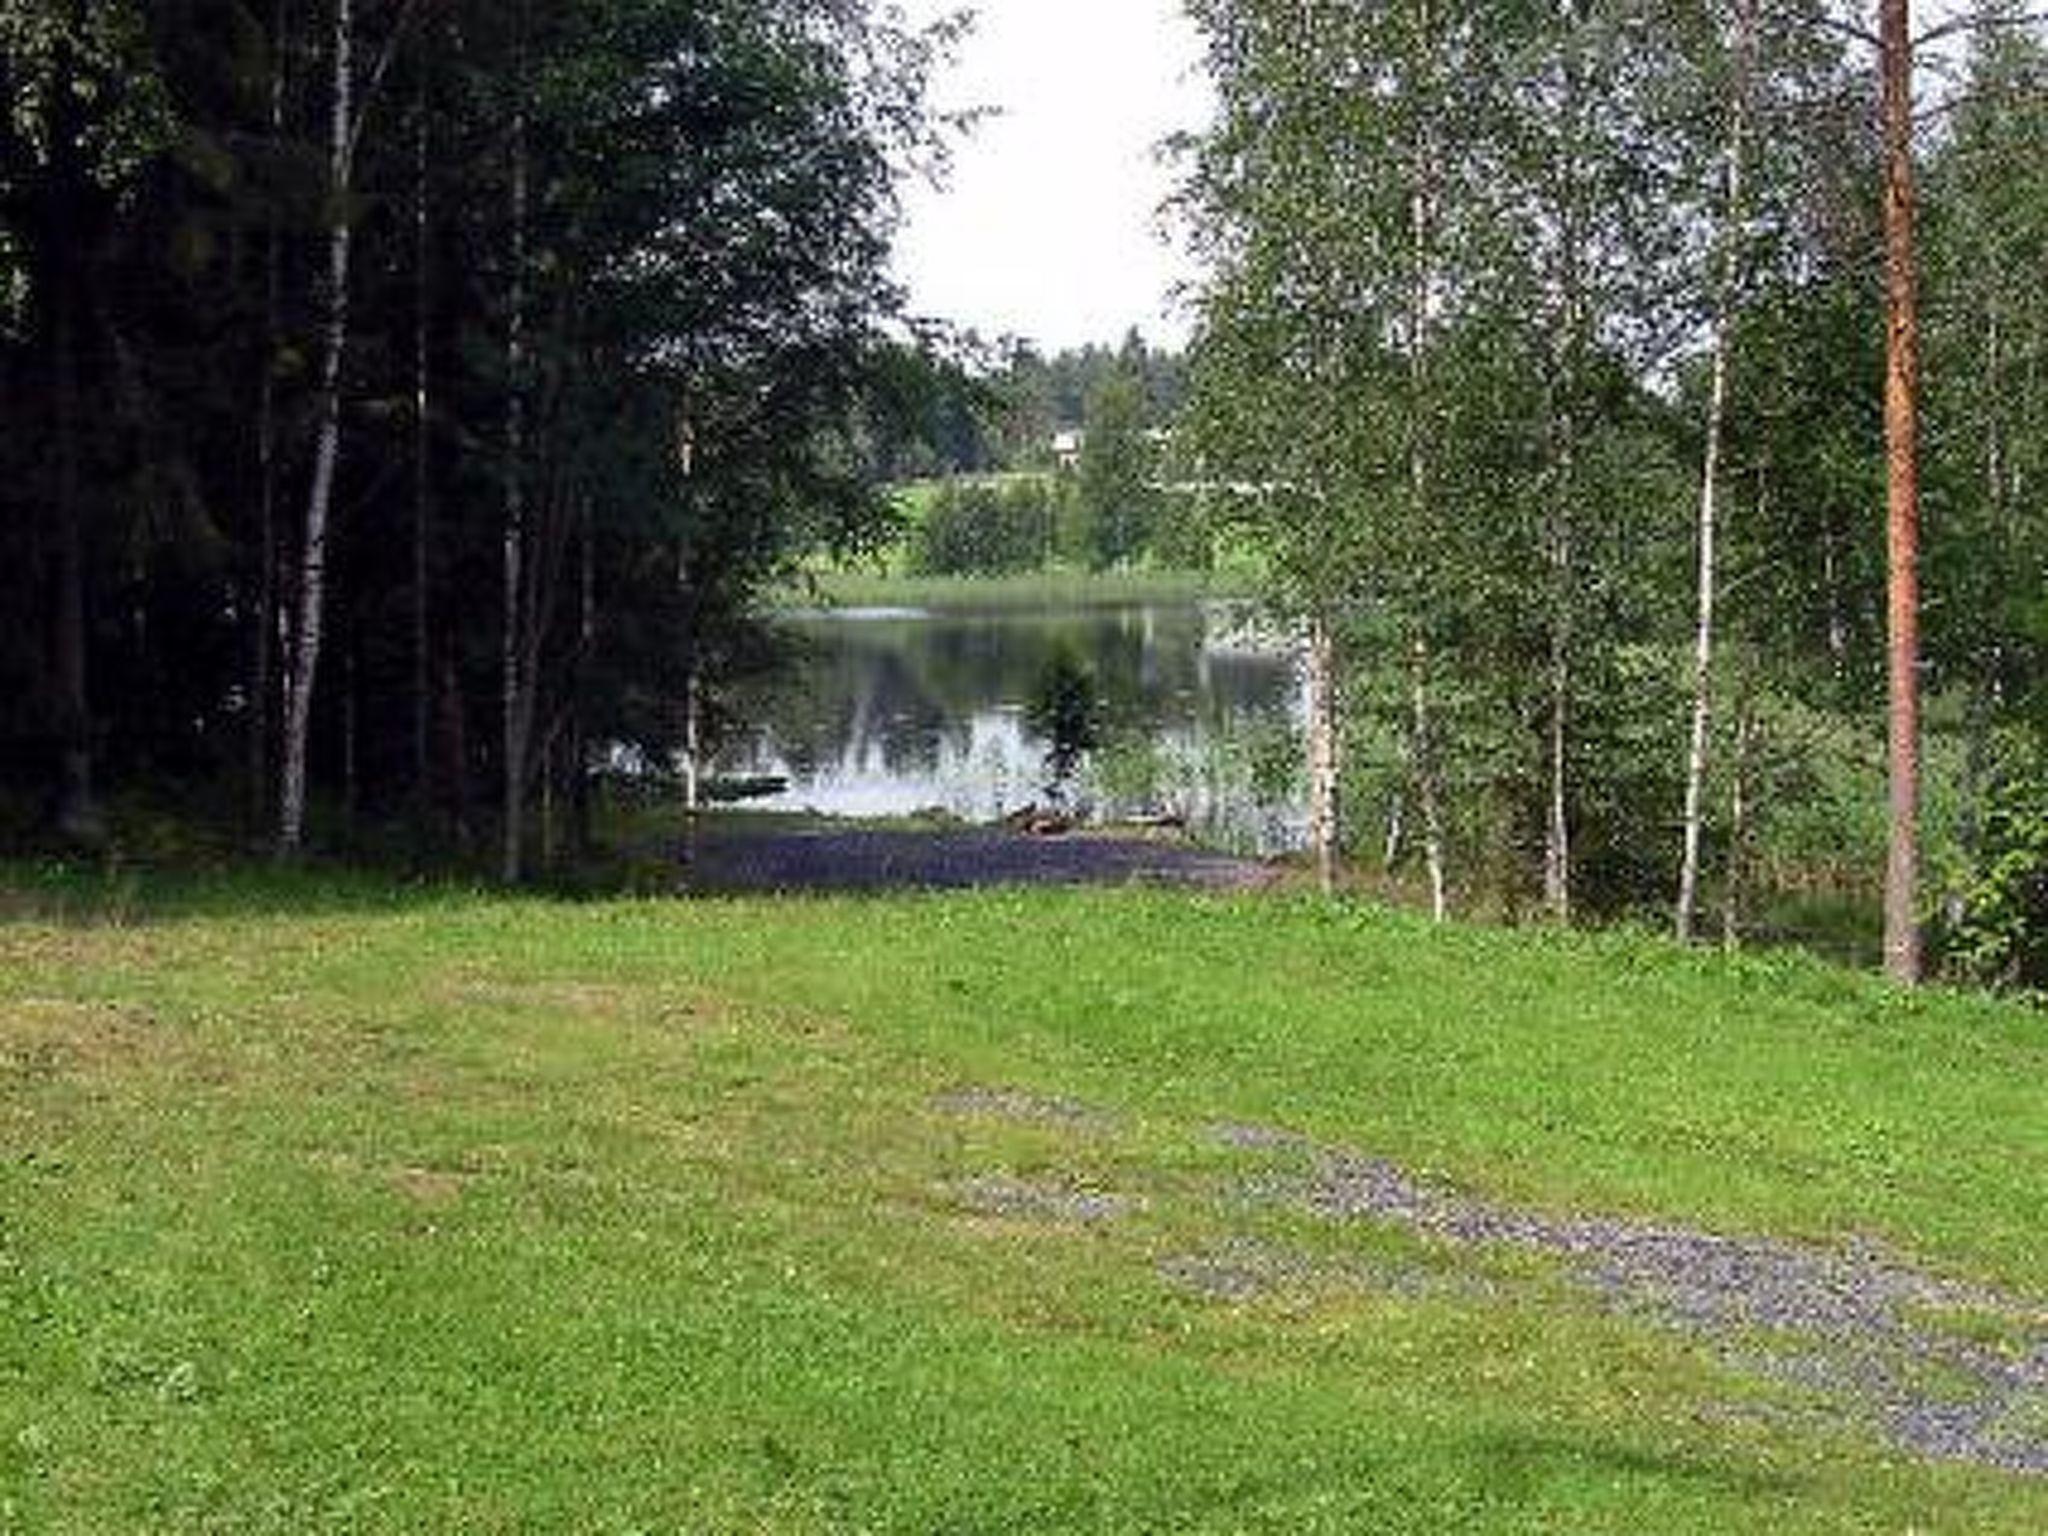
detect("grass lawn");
top-left (786, 565), bottom-right (1256, 613)
top-left (3, 870), bottom-right (2047, 1530)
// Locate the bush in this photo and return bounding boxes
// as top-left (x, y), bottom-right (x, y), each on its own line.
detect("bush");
top-left (1935, 736), bottom-right (2048, 988)
top-left (909, 479), bottom-right (1055, 576)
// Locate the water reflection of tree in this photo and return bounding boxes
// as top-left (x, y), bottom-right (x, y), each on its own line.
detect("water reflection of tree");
top-left (728, 604), bottom-right (1298, 826)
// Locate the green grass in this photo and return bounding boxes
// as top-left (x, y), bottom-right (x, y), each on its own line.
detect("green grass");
top-left (789, 564), bottom-right (1255, 612)
top-left (4, 870), bottom-right (2047, 1530)
top-left (889, 472), bottom-right (1054, 516)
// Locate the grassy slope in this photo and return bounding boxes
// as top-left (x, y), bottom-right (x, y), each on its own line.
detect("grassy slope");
top-left (3, 874), bottom-right (2046, 1531)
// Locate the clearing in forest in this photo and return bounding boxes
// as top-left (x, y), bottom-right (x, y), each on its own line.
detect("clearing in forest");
top-left (3, 875), bottom-right (2046, 1531)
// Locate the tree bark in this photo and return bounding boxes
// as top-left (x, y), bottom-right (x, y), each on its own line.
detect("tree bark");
top-left (1880, 0), bottom-right (1923, 984)
top-left (341, 629), bottom-right (358, 833)
top-left (683, 662), bottom-right (703, 817)
top-left (1722, 687), bottom-right (1756, 951)
top-left (1406, 6), bottom-right (1447, 923)
top-left (1678, 0), bottom-right (1753, 943)
top-left (250, 0), bottom-right (289, 835)
top-left (1543, 431), bottom-right (1574, 925)
top-left (1542, 32), bottom-right (1589, 927)
top-left (412, 40), bottom-right (433, 828)
top-left (34, 14), bottom-right (100, 846)
top-left (1411, 641), bottom-right (1447, 922)
top-left (571, 498), bottom-right (595, 858)
top-left (501, 79), bottom-right (531, 884)
top-left (1305, 612), bottom-right (1340, 895)
top-left (50, 263), bottom-right (96, 844)
top-left (280, 0), bottom-right (353, 859)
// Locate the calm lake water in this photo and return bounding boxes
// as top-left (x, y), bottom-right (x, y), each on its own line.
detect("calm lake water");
top-left (717, 601), bottom-right (1308, 853)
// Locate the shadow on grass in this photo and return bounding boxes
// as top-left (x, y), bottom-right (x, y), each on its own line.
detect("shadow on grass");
top-left (0, 856), bottom-right (497, 926)
top-left (1463, 1429), bottom-right (1802, 1503)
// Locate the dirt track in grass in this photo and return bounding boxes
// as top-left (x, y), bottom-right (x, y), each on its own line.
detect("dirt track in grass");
top-left (678, 822), bottom-right (1279, 894)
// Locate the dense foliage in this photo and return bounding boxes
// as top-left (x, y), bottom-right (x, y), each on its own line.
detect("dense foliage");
top-left (889, 329), bottom-right (1196, 575)
top-left (908, 478), bottom-right (1056, 576)
top-left (1180, 0), bottom-right (2048, 974)
top-left (0, 0), bottom-right (955, 874)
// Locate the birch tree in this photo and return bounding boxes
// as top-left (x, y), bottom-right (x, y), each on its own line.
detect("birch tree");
top-left (277, 0), bottom-right (414, 857)
top-left (1183, 0), bottom-right (1520, 897)
top-left (1677, 0), bottom-right (1758, 941)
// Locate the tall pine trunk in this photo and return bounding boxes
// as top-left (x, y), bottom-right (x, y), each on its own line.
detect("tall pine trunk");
top-left (51, 259), bottom-right (95, 843)
top-left (280, 0), bottom-right (353, 857)
top-left (249, 0), bottom-right (288, 834)
top-left (500, 79), bottom-right (532, 884)
top-left (412, 44), bottom-right (433, 830)
top-left (1880, 0), bottom-right (1923, 983)
top-left (36, 14), bottom-right (100, 845)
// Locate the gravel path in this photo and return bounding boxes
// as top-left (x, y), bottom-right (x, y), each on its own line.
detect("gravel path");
top-left (933, 1088), bottom-right (2048, 1475)
top-left (679, 823), bottom-right (1276, 893)
top-left (1271, 1137), bottom-right (2048, 1474)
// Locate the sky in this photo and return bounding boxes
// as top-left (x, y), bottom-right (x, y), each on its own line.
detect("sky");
top-left (886, 3), bottom-right (1982, 355)
top-left (888, 0), bottom-right (1215, 355)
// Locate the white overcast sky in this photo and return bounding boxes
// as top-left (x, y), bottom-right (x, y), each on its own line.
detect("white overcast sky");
top-left (886, 3), bottom-right (1983, 354)
top-left (888, 0), bottom-right (1214, 354)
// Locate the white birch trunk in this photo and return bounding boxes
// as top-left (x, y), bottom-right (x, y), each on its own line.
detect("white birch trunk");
top-left (1412, 642), bottom-right (1447, 923)
top-left (1543, 448), bottom-right (1573, 923)
top-left (1305, 613), bottom-right (1340, 895)
top-left (683, 664), bottom-right (702, 816)
top-left (280, 0), bottom-right (353, 857)
top-left (1406, 47), bottom-right (1447, 924)
top-left (1722, 696), bottom-right (1755, 950)
top-left (251, 0), bottom-right (288, 829)
top-left (1676, 343), bottom-right (1731, 941)
top-left (1544, 603), bottom-right (1571, 923)
top-left (1677, 0), bottom-right (1753, 942)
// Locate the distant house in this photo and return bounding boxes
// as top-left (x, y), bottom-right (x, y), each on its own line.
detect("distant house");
top-left (1050, 429), bottom-right (1083, 470)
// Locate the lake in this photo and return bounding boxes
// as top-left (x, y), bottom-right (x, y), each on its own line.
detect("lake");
top-left (715, 601), bottom-right (1308, 853)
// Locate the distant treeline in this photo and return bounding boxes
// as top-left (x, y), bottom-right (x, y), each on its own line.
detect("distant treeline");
top-left (879, 329), bottom-right (1211, 575)
top-left (871, 328), bottom-right (1188, 483)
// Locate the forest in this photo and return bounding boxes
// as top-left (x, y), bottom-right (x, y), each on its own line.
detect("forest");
top-left (4, 1), bottom-right (2048, 985)
top-left (0, 0), bottom-right (958, 881)
top-left (1178, 0), bottom-right (2048, 984)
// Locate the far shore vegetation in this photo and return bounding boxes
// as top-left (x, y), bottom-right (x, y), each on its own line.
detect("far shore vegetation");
top-left (785, 561), bottom-right (1255, 613)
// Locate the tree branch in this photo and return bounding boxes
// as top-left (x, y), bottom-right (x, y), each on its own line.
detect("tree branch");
top-left (1915, 10), bottom-right (2048, 50)
top-left (1798, 9), bottom-right (1880, 50)
top-left (345, 0), bottom-right (425, 174)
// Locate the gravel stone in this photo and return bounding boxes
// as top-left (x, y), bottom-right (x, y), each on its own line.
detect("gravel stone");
top-left (932, 1085), bottom-right (1118, 1132)
top-left (1241, 1131), bottom-right (2048, 1473)
top-left (951, 1173), bottom-right (1136, 1224)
